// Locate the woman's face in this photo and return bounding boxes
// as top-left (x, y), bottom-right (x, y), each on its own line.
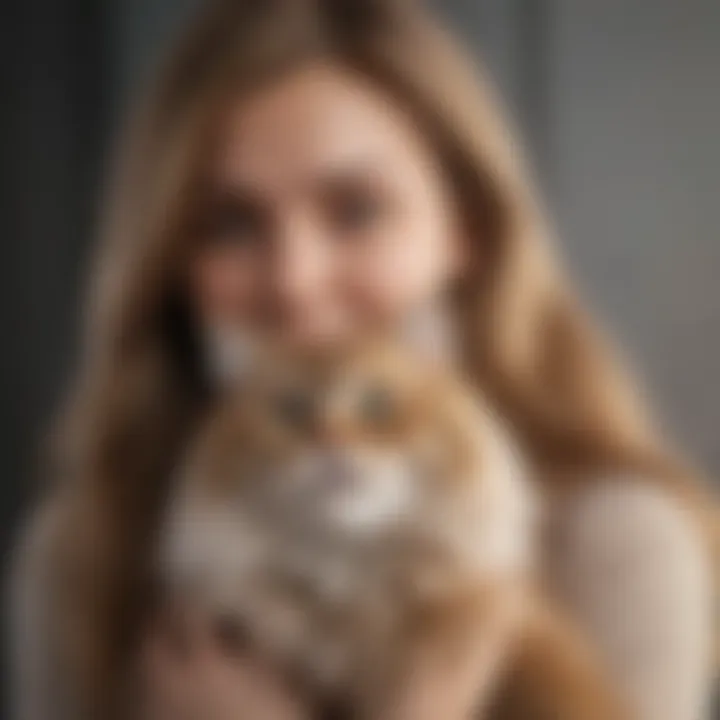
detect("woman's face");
top-left (189, 62), bottom-right (467, 347)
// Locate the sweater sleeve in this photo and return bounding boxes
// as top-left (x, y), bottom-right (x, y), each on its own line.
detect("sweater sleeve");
top-left (547, 479), bottom-right (715, 720)
top-left (8, 501), bottom-right (78, 720)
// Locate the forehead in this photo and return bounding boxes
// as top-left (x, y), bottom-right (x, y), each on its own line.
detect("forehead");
top-left (210, 61), bottom-right (440, 195)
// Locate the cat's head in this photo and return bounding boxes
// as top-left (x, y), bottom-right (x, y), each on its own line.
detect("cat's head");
top-left (181, 331), bottom-right (530, 556)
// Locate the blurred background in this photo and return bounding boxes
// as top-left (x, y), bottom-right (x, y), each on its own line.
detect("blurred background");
top-left (1, 0), bottom-right (719, 712)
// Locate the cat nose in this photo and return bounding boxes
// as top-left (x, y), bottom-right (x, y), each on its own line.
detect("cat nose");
top-left (320, 448), bottom-right (358, 487)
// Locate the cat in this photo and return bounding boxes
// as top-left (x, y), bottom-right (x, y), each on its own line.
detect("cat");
top-left (158, 333), bottom-right (632, 720)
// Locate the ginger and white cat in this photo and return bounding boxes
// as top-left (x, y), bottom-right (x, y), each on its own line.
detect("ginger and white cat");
top-left (159, 333), bottom-right (630, 719)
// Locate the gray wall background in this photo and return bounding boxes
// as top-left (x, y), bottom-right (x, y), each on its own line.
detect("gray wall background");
top-left (549, 1), bottom-right (720, 477)
top-left (460, 1), bottom-right (720, 477)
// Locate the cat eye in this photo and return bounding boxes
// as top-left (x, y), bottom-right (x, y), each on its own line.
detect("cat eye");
top-left (358, 385), bottom-right (395, 429)
top-left (274, 388), bottom-right (317, 434)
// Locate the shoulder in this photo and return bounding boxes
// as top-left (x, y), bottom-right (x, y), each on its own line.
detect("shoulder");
top-left (548, 478), bottom-right (713, 611)
top-left (549, 478), bottom-right (711, 577)
top-left (9, 497), bottom-right (76, 719)
top-left (547, 478), bottom-right (715, 720)
top-left (12, 495), bottom-right (70, 589)
top-left (9, 496), bottom-right (73, 647)
top-left (9, 490), bottom-right (89, 656)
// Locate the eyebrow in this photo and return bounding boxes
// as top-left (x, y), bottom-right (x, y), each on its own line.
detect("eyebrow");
top-left (202, 181), bottom-right (267, 206)
top-left (209, 157), bottom-right (392, 199)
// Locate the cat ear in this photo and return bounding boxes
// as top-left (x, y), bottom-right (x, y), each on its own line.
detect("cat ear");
top-left (397, 302), bottom-right (458, 368)
top-left (201, 323), bottom-right (261, 388)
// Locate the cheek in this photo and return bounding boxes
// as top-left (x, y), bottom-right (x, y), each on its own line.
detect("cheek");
top-left (188, 246), bottom-right (260, 324)
top-left (340, 209), bottom-right (464, 320)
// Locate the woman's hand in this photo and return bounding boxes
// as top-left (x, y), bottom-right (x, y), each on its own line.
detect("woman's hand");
top-left (139, 608), bottom-right (308, 720)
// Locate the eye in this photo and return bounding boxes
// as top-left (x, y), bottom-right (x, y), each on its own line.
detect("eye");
top-left (201, 194), bottom-right (268, 248)
top-left (324, 181), bottom-right (388, 237)
top-left (274, 388), bottom-right (316, 434)
top-left (358, 384), bottom-right (395, 429)
top-left (333, 195), bottom-right (382, 231)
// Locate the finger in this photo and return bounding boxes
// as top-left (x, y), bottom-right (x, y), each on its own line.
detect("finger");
top-left (163, 603), bottom-right (212, 661)
top-left (209, 656), bottom-right (309, 720)
top-left (140, 625), bottom-right (207, 720)
top-left (151, 603), bottom-right (218, 671)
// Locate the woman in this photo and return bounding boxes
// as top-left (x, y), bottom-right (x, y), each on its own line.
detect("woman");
top-left (11, 1), bottom-right (716, 719)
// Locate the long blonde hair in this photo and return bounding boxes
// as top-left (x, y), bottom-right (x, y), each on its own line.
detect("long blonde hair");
top-left (39, 0), bottom-right (715, 714)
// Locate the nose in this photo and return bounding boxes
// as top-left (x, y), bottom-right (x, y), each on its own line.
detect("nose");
top-left (265, 213), bottom-right (330, 335)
